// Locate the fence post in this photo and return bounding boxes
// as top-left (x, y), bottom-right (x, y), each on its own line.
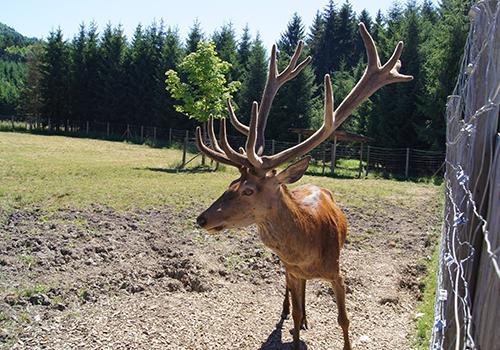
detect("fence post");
top-left (358, 142), bottom-right (364, 178)
top-left (140, 125), bottom-right (144, 143)
top-left (271, 140), bottom-right (276, 155)
top-left (365, 145), bottom-right (370, 177)
top-left (405, 147), bottom-right (410, 179)
top-left (182, 130), bottom-right (189, 167)
top-left (86, 121), bottom-right (89, 134)
top-left (322, 143), bottom-right (326, 175)
top-left (330, 137), bottom-right (337, 176)
top-left (153, 127), bottom-right (157, 145)
top-left (65, 119), bottom-right (69, 132)
top-left (11, 115), bottom-right (14, 130)
top-left (297, 134), bottom-right (302, 144)
top-left (106, 122), bottom-right (110, 137)
top-left (168, 128), bottom-right (172, 145)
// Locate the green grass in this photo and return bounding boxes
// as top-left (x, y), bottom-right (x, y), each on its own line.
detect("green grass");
top-left (414, 184), bottom-right (444, 349)
top-left (415, 246), bottom-right (439, 349)
top-left (0, 132), bottom-right (441, 215)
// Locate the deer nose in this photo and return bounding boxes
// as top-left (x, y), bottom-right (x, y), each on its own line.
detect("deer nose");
top-left (196, 215), bottom-right (207, 228)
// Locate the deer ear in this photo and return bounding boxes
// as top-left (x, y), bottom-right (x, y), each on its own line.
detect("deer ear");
top-left (276, 156), bottom-right (311, 184)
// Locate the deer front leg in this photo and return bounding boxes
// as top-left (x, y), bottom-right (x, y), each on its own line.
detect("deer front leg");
top-left (288, 275), bottom-right (306, 350)
top-left (283, 272), bottom-right (308, 329)
top-left (281, 272), bottom-right (290, 319)
top-left (332, 274), bottom-right (352, 350)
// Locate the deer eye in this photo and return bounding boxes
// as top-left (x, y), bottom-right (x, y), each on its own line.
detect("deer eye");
top-left (242, 188), bottom-right (254, 196)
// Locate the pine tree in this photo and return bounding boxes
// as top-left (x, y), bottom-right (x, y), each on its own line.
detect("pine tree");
top-left (17, 42), bottom-right (44, 120)
top-left (335, 1), bottom-right (357, 68)
top-left (418, 0), bottom-right (469, 150)
top-left (163, 27), bottom-right (183, 70)
top-left (268, 13), bottom-right (316, 141)
top-left (237, 25), bottom-right (251, 73)
top-left (69, 24), bottom-right (87, 123)
top-left (186, 20), bottom-right (203, 53)
top-left (316, 1), bottom-right (338, 78)
top-left (355, 9), bottom-right (373, 62)
top-left (98, 24), bottom-right (127, 123)
top-left (40, 28), bottom-right (70, 128)
top-left (307, 11), bottom-right (325, 85)
top-left (212, 23), bottom-right (238, 81)
top-left (237, 33), bottom-right (267, 124)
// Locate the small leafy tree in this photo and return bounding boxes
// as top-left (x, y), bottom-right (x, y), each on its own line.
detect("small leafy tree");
top-left (165, 40), bottom-right (240, 122)
top-left (165, 40), bottom-right (240, 165)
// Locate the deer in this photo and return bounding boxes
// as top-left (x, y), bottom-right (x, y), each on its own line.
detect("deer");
top-left (194, 23), bottom-right (412, 350)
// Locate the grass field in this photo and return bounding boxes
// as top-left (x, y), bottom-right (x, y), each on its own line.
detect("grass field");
top-left (0, 132), bottom-right (437, 213)
top-left (0, 132), bottom-right (443, 349)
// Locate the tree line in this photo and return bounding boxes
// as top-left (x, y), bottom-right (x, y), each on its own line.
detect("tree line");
top-left (1, 0), bottom-right (469, 150)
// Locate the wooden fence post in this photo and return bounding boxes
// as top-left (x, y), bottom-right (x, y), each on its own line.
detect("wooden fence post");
top-left (140, 125), bottom-right (144, 143)
top-left (153, 127), bottom-right (157, 145)
top-left (271, 140), bottom-right (276, 155)
top-left (86, 121), bottom-right (89, 134)
top-left (330, 137), bottom-right (337, 176)
top-left (297, 134), bottom-right (302, 144)
top-left (181, 130), bottom-right (189, 167)
top-left (168, 128), bottom-right (172, 145)
top-left (11, 115), bottom-right (14, 130)
top-left (106, 122), bottom-right (110, 137)
top-left (322, 143), bottom-right (326, 175)
top-left (365, 145), bottom-right (370, 177)
top-left (358, 142), bottom-right (364, 178)
top-left (405, 148), bottom-right (410, 179)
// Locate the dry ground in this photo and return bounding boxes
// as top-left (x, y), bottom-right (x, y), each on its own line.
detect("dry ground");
top-left (0, 132), bottom-right (442, 349)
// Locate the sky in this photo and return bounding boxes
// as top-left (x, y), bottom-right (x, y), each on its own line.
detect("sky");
top-left (2, 0), bottom-right (426, 48)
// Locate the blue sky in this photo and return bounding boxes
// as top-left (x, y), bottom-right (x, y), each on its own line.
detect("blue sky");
top-left (2, 0), bottom-right (430, 48)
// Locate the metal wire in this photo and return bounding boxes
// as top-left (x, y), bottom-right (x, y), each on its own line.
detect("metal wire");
top-left (430, 1), bottom-right (500, 349)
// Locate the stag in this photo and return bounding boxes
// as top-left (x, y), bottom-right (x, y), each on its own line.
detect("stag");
top-left (195, 23), bottom-right (412, 350)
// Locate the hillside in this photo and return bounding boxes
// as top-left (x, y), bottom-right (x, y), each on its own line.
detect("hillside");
top-left (0, 22), bottom-right (36, 57)
top-left (0, 22), bottom-right (38, 115)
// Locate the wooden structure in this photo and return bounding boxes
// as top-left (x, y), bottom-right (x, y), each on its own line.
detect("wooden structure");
top-left (290, 128), bottom-right (373, 177)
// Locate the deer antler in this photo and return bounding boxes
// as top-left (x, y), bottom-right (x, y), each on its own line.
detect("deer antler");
top-left (196, 23), bottom-right (412, 174)
top-left (226, 41), bottom-right (312, 154)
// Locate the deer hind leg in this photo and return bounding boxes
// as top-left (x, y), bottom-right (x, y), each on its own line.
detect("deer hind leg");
top-left (288, 275), bottom-right (306, 350)
top-left (283, 272), bottom-right (308, 329)
top-left (332, 274), bottom-right (352, 350)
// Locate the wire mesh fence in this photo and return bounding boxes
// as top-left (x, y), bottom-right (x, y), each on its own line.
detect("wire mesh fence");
top-left (0, 114), bottom-right (446, 179)
top-left (430, 1), bottom-right (499, 349)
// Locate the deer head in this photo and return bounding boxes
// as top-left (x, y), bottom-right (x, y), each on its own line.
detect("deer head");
top-left (195, 23), bottom-right (412, 232)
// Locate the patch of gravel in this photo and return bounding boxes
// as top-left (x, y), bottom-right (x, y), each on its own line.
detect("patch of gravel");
top-left (0, 189), bottom-right (441, 349)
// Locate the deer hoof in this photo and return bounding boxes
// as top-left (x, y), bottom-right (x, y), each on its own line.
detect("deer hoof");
top-left (300, 316), bottom-right (308, 330)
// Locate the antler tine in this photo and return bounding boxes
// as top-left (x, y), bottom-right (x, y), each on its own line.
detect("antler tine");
top-left (254, 40), bottom-right (312, 156)
top-left (359, 22), bottom-right (381, 70)
top-left (218, 118), bottom-right (252, 168)
top-left (258, 75), bottom-right (334, 170)
top-left (246, 101), bottom-right (264, 169)
top-left (195, 127), bottom-right (240, 167)
top-left (252, 22), bottom-right (412, 170)
top-left (207, 116), bottom-right (223, 153)
top-left (227, 98), bottom-right (249, 136)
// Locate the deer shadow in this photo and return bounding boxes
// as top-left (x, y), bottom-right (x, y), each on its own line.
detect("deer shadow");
top-left (137, 166), bottom-right (215, 174)
top-left (259, 317), bottom-right (308, 350)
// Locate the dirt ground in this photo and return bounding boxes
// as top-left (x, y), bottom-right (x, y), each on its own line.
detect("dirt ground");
top-left (0, 188), bottom-right (440, 350)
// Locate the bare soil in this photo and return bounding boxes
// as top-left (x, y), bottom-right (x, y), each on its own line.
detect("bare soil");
top-left (0, 190), bottom-right (440, 349)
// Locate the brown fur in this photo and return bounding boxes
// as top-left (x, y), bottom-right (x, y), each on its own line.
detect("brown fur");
top-left (197, 164), bottom-right (352, 350)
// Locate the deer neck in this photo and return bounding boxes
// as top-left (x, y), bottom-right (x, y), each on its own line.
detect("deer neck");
top-left (256, 185), bottom-right (305, 259)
